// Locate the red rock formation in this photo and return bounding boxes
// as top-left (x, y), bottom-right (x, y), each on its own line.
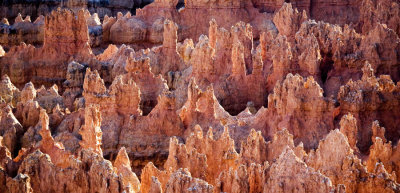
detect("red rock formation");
top-left (38, 109), bottom-right (71, 168)
top-left (79, 104), bottom-right (103, 155)
top-left (266, 74), bottom-right (336, 150)
top-left (43, 8), bottom-right (92, 61)
top-left (239, 129), bottom-right (268, 166)
top-left (178, 79), bottom-right (230, 134)
top-left (0, 8), bottom-right (96, 88)
top-left (339, 113), bottom-right (359, 151)
top-left (266, 128), bottom-right (306, 162)
top-left (141, 162), bottom-right (170, 192)
top-left (0, 75), bottom-right (20, 107)
top-left (1, 1), bottom-right (400, 192)
top-left (265, 147), bottom-right (334, 192)
top-left (0, 14), bottom-right (44, 48)
top-left (17, 149), bottom-right (139, 193)
top-left (165, 169), bottom-right (214, 193)
top-left (62, 61), bottom-right (87, 111)
top-left (114, 147), bottom-right (141, 192)
top-left (273, 3), bottom-right (307, 41)
top-left (338, 63), bottom-right (400, 152)
top-left (215, 165), bottom-right (249, 193)
top-left (306, 129), bottom-right (357, 191)
top-left (360, 0), bottom-right (400, 36)
top-left (0, 104), bottom-right (23, 155)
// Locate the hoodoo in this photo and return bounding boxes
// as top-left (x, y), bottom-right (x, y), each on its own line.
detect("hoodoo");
top-left (1, 0), bottom-right (400, 192)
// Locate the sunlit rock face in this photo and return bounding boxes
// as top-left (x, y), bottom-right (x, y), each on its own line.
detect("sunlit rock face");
top-left (1, 0), bottom-right (400, 192)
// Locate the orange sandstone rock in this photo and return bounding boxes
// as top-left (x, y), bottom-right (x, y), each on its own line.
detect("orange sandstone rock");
top-left (79, 104), bottom-right (103, 155)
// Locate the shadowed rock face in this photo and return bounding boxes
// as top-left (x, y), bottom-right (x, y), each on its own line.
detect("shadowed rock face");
top-left (1, 0), bottom-right (400, 192)
top-left (0, 0), bottom-right (142, 21)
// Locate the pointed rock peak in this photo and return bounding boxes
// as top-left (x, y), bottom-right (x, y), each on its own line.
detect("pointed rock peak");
top-left (367, 136), bottom-right (393, 173)
top-left (267, 128), bottom-right (296, 162)
top-left (125, 11), bottom-right (132, 18)
top-left (273, 3), bottom-right (308, 38)
top-left (15, 13), bottom-right (23, 23)
top-left (249, 129), bottom-right (263, 141)
top-left (117, 12), bottom-right (123, 19)
top-left (187, 78), bottom-right (201, 102)
top-left (316, 129), bottom-right (353, 156)
top-left (166, 168), bottom-right (213, 193)
top-left (38, 108), bottom-right (68, 157)
top-left (0, 74), bottom-right (18, 94)
top-left (156, 92), bottom-right (176, 111)
top-left (197, 35), bottom-right (210, 48)
top-left (114, 147), bottom-right (130, 169)
top-left (39, 109), bottom-right (51, 141)
top-left (21, 82), bottom-right (37, 102)
top-left (372, 120), bottom-right (386, 143)
top-left (231, 21), bottom-right (253, 41)
top-left (374, 162), bottom-right (391, 177)
top-left (239, 129), bottom-right (268, 165)
top-left (114, 147), bottom-right (140, 193)
top-left (33, 15), bottom-right (44, 24)
top-left (167, 137), bottom-right (184, 156)
top-left (273, 128), bottom-right (294, 144)
top-left (209, 19), bottom-right (217, 28)
top-left (169, 136), bottom-right (180, 146)
top-left (231, 40), bottom-right (246, 76)
top-left (280, 74), bottom-right (323, 96)
top-left (79, 104), bottom-right (103, 155)
top-left (92, 13), bottom-right (101, 24)
top-left (294, 142), bottom-right (306, 159)
top-left (49, 84), bottom-right (59, 95)
top-left (163, 19), bottom-right (178, 49)
top-left (141, 161), bottom-right (169, 193)
top-left (193, 125), bottom-right (204, 139)
top-left (209, 19), bottom-right (218, 49)
top-left (1, 18), bottom-right (9, 25)
top-left (97, 44), bottom-right (118, 61)
top-left (24, 16), bottom-right (31, 23)
top-left (304, 76), bottom-right (318, 89)
top-left (277, 146), bottom-right (300, 163)
top-left (52, 104), bottom-right (62, 114)
top-left (326, 129), bottom-right (348, 142)
top-left (190, 80), bottom-right (218, 113)
top-left (362, 62), bottom-right (375, 80)
top-left (269, 146), bottom-right (334, 192)
top-left (83, 68), bottom-right (106, 94)
top-left (125, 56), bottom-right (151, 73)
top-left (339, 113), bottom-right (358, 150)
top-left (103, 14), bottom-right (110, 22)
top-left (38, 85), bottom-right (46, 92)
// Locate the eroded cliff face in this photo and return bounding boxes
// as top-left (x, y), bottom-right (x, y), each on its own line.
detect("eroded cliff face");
top-left (3, 0), bottom-right (397, 50)
top-left (0, 0), bottom-right (400, 192)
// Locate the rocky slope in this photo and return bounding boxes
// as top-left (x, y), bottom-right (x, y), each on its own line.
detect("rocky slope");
top-left (0, 0), bottom-right (400, 192)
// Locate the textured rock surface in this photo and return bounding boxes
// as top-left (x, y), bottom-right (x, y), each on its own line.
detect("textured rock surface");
top-left (1, 1), bottom-right (400, 193)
